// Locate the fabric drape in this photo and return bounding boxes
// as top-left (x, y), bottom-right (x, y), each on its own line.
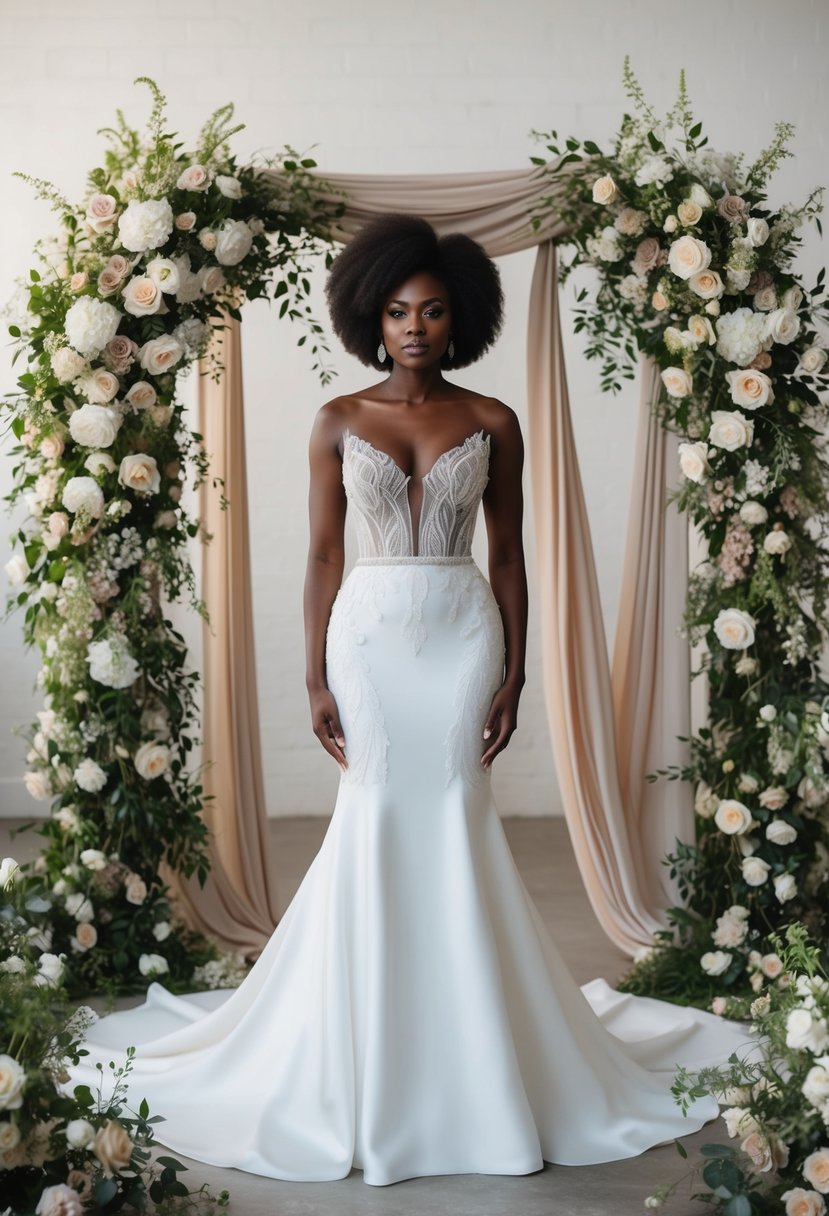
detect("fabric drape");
top-left (184, 161), bottom-right (694, 957)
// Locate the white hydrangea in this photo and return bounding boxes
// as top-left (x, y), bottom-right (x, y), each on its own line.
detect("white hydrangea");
top-left (172, 317), bottom-right (209, 356)
top-left (62, 476), bottom-right (104, 518)
top-left (64, 297), bottom-right (122, 359)
top-left (634, 154), bottom-right (674, 188)
top-left (715, 307), bottom-right (769, 367)
top-left (117, 197), bottom-right (174, 253)
top-left (73, 758), bottom-right (107, 793)
top-left (86, 637), bottom-right (140, 689)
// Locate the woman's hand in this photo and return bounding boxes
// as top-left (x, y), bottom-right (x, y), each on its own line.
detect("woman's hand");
top-left (308, 686), bottom-right (348, 772)
top-left (481, 679), bottom-right (523, 769)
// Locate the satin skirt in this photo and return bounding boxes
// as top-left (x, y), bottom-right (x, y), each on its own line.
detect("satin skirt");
top-left (63, 559), bottom-right (755, 1186)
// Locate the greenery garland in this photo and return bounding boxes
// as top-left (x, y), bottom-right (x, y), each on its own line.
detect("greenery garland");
top-left (527, 58), bottom-right (829, 1008)
top-left (1, 77), bottom-right (346, 998)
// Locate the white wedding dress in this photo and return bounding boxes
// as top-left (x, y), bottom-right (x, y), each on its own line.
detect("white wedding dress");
top-left (64, 427), bottom-right (755, 1186)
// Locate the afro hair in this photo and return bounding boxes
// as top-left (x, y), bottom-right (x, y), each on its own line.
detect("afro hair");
top-left (324, 213), bottom-right (504, 371)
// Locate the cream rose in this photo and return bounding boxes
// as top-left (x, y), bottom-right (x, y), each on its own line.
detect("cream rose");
top-left (138, 335), bottom-right (184, 376)
top-left (93, 1119), bottom-right (134, 1177)
top-left (667, 234), bottom-right (712, 280)
top-left (708, 410), bottom-right (754, 451)
top-left (774, 873), bottom-right (797, 903)
top-left (134, 740), bottom-right (171, 780)
top-left (713, 607), bottom-right (756, 650)
top-left (124, 381), bottom-right (157, 410)
top-left (781, 1187), bottom-right (827, 1216)
top-left (766, 308), bottom-right (801, 346)
top-left (118, 454), bottom-right (161, 496)
top-left (726, 369), bottom-right (774, 409)
top-left (175, 211), bottom-right (197, 231)
top-left (701, 950), bottom-right (732, 976)
top-left (72, 922), bottom-right (98, 951)
top-left (800, 346), bottom-right (828, 375)
top-left (68, 404), bottom-right (121, 449)
top-left (760, 785), bottom-right (789, 811)
top-left (804, 1149), bottom-right (829, 1194)
top-left (739, 500), bottom-right (768, 526)
top-left (660, 367), bottom-right (693, 398)
top-left (40, 433), bottom-right (66, 460)
top-left (677, 440), bottom-right (710, 484)
top-left (592, 174), bottom-right (618, 205)
top-left (714, 799), bottom-right (753, 835)
top-left (85, 192), bottom-right (119, 234)
top-left (764, 529), bottom-right (792, 555)
top-left (122, 275), bottom-right (163, 317)
top-left (741, 856), bottom-right (771, 886)
top-left (215, 174), bottom-right (243, 199)
top-left (23, 770), bottom-right (50, 800)
top-left (677, 199), bottom-right (703, 226)
top-left (125, 873), bottom-right (148, 905)
top-left (0, 1056), bottom-right (27, 1110)
top-left (176, 163), bottom-right (210, 191)
top-left (687, 315), bottom-right (716, 346)
top-left (766, 819), bottom-right (797, 845)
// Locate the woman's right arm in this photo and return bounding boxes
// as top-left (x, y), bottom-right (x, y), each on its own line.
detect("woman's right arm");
top-left (304, 403), bottom-right (349, 771)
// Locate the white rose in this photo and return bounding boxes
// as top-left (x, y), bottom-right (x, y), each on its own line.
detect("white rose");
top-left (119, 453), bottom-right (161, 496)
top-left (80, 848), bottom-right (107, 870)
top-left (152, 920), bottom-right (171, 942)
top-left (54, 805), bottom-right (80, 833)
top-left (65, 892), bottom-right (94, 922)
top-left (759, 704), bottom-right (777, 722)
top-left (5, 553), bottom-right (29, 586)
top-left (688, 182), bottom-right (714, 208)
top-left (215, 174), bottom-right (243, 199)
top-left (199, 265), bottom-right (227, 294)
top-left (788, 1011), bottom-right (829, 1055)
top-left (78, 367), bottom-right (120, 405)
top-left (124, 874), bottom-right (148, 905)
top-left (688, 269), bottom-right (724, 299)
top-left (765, 308), bottom-right (801, 346)
top-left (122, 275), bottom-right (163, 317)
top-left (746, 218), bottom-right (770, 247)
top-left (74, 758), bottom-right (107, 793)
top-left (739, 500), bottom-right (768, 526)
top-left (51, 346), bottom-right (88, 382)
top-left (726, 369), bottom-right (774, 410)
top-left (774, 873), bottom-right (797, 903)
top-left (117, 197), bottom-right (174, 253)
top-left (0, 1118), bottom-right (21, 1150)
top-left (134, 740), bottom-right (171, 781)
top-left (124, 381), bottom-right (157, 410)
top-left (214, 218), bottom-right (254, 266)
top-left (68, 404), bottom-right (121, 449)
top-left (138, 952), bottom-right (169, 977)
top-left (198, 227), bottom-right (217, 251)
top-left (708, 410), bottom-right (754, 451)
top-left (65, 1117), bottom-right (95, 1149)
top-left (799, 346), bottom-right (828, 375)
top-left (0, 1055), bottom-right (26, 1110)
top-left (36, 952), bottom-right (64, 985)
top-left (660, 367), bottom-right (693, 398)
top-left (0, 856), bottom-right (20, 887)
top-left (668, 234), bottom-right (712, 280)
top-left (23, 773), bottom-right (50, 802)
top-left (145, 256), bottom-right (181, 294)
top-left (84, 450), bottom-right (116, 476)
top-left (701, 950), bottom-right (732, 976)
top-left (741, 856), bottom-right (771, 886)
top-left (760, 785), bottom-right (788, 810)
top-left (687, 314), bottom-right (717, 345)
top-left (764, 529), bottom-right (792, 555)
top-left (138, 335), bottom-right (184, 376)
top-left (64, 297), bottom-right (122, 358)
top-left (766, 819), bottom-right (797, 845)
top-left (62, 476), bottom-right (104, 518)
top-left (713, 608), bottom-right (756, 650)
top-left (714, 799), bottom-right (753, 835)
top-left (678, 440), bottom-right (710, 484)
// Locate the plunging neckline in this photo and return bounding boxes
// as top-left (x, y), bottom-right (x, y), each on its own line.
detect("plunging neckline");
top-left (342, 427), bottom-right (489, 557)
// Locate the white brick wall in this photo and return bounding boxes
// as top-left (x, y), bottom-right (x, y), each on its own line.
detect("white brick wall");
top-left (0, 0), bottom-right (825, 817)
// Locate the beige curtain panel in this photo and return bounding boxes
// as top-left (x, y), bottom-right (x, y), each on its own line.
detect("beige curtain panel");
top-left (183, 161), bottom-right (694, 960)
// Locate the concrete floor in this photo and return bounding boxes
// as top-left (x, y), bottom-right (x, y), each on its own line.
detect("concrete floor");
top-left (1, 815), bottom-right (724, 1215)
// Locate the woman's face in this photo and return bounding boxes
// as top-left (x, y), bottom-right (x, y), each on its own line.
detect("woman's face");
top-left (380, 271), bottom-right (452, 367)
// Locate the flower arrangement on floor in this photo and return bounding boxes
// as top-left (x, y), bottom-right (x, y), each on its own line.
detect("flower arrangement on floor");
top-left (1, 77), bottom-right (346, 997)
top-left (527, 58), bottom-right (829, 1008)
top-left (0, 860), bottom-right (230, 1214)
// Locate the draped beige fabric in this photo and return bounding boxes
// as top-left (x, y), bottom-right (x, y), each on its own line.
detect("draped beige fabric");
top-left (182, 161), bottom-right (694, 959)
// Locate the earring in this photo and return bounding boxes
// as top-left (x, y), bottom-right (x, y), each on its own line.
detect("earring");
top-left (447, 337), bottom-right (455, 360)
top-left (377, 340), bottom-right (387, 363)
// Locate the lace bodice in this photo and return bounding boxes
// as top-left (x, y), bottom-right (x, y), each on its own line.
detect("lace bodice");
top-left (341, 428), bottom-right (491, 559)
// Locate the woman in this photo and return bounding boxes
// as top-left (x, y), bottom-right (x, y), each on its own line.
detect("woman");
top-left (66, 214), bottom-right (754, 1188)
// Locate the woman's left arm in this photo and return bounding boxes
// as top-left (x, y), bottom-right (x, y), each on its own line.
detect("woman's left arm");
top-left (480, 403), bottom-right (528, 770)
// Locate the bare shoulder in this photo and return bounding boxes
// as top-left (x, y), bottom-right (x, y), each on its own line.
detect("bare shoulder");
top-left (309, 395), bottom-right (358, 448)
top-left (475, 396), bottom-right (524, 449)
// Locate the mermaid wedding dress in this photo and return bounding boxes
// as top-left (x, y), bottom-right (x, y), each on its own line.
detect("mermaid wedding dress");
top-left (64, 426), bottom-right (755, 1186)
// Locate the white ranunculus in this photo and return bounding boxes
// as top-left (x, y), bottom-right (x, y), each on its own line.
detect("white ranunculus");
top-left (68, 403), bottom-right (121, 449)
top-left (65, 1117), bottom-right (96, 1149)
top-left (64, 297), bottom-right (122, 358)
top-left (739, 500), bottom-right (768, 526)
top-left (134, 740), bottom-right (172, 780)
top-left (214, 218), bottom-right (254, 266)
top-left (660, 367), bottom-right (693, 398)
top-left (746, 217), bottom-right (770, 246)
top-left (701, 950), bottom-right (732, 976)
top-left (714, 799), bottom-right (753, 835)
top-left (774, 873), bottom-right (797, 903)
top-left (51, 346), bottom-right (88, 382)
top-left (117, 197), bottom-right (174, 253)
top-left (138, 335), bottom-right (184, 376)
top-left (5, 553), bottom-right (29, 585)
top-left (118, 453), bottom-right (160, 496)
top-left (79, 848), bottom-right (107, 871)
top-left (23, 770), bottom-right (50, 801)
top-left (0, 1055), bottom-right (26, 1110)
top-left (678, 440), bottom-right (710, 484)
top-left (713, 608), bottom-right (756, 650)
top-left (73, 758), bottom-right (107, 793)
top-left (741, 856), bottom-right (771, 886)
top-left (0, 856), bottom-right (20, 888)
top-left (86, 637), bottom-right (140, 689)
top-left (667, 234), bottom-right (712, 280)
top-left (215, 173), bottom-right (243, 199)
top-left (766, 819), bottom-right (797, 845)
top-left (764, 529), bottom-right (792, 556)
top-left (122, 274), bottom-right (163, 317)
top-left (62, 476), bottom-right (104, 518)
top-left (765, 307), bottom-right (801, 346)
top-left (726, 369), bottom-right (774, 410)
top-left (708, 410), bottom-right (754, 451)
top-left (139, 952), bottom-right (169, 977)
top-left (145, 256), bottom-right (181, 294)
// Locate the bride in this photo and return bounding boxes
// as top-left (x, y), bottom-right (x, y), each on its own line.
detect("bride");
top-left (65, 213), bottom-right (755, 1187)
